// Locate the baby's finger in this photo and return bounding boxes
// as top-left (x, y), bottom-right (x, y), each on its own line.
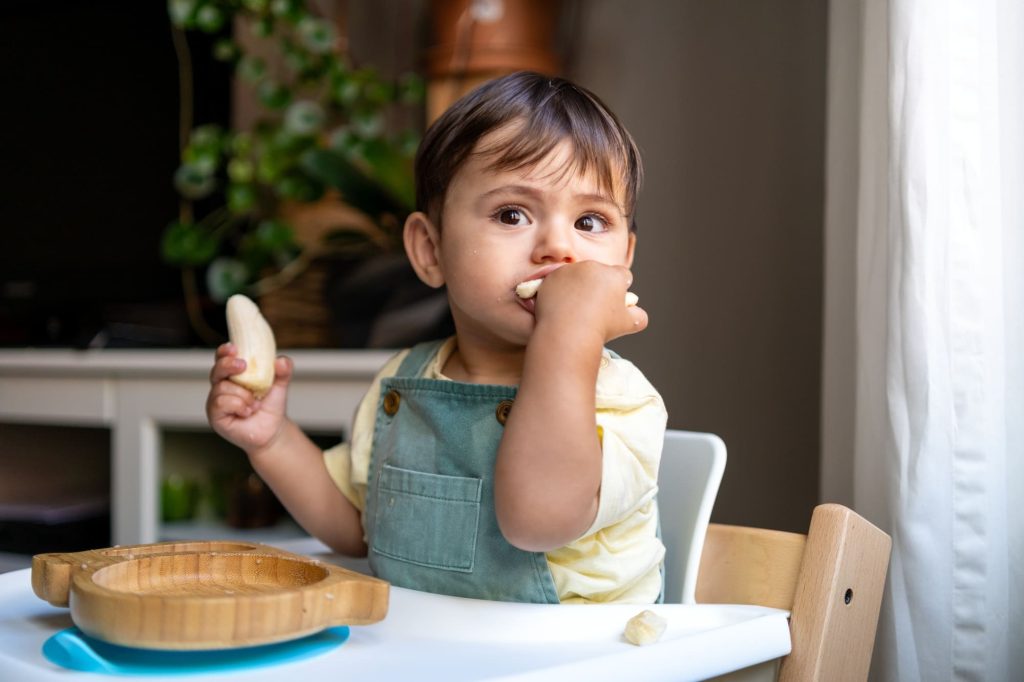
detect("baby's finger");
top-left (629, 305), bottom-right (649, 333)
top-left (619, 266), bottom-right (634, 290)
top-left (614, 304), bottom-right (649, 340)
top-left (214, 342), bottom-right (237, 359)
top-left (210, 354), bottom-right (247, 384)
top-left (213, 378), bottom-right (262, 403)
top-left (207, 391), bottom-right (258, 420)
top-left (272, 355), bottom-right (294, 385)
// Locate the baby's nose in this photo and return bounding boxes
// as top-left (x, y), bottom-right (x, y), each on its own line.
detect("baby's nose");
top-left (532, 223), bottom-right (576, 263)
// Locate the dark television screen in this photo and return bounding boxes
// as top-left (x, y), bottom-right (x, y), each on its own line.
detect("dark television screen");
top-left (0, 0), bottom-right (230, 347)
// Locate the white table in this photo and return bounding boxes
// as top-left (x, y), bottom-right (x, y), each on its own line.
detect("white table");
top-left (0, 543), bottom-right (791, 681)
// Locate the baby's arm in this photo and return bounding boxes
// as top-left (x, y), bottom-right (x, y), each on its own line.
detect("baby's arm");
top-left (245, 419), bottom-right (366, 556)
top-left (494, 262), bottom-right (648, 551)
top-left (206, 344), bottom-right (366, 556)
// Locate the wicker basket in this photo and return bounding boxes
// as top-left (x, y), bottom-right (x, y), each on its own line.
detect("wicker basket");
top-left (258, 194), bottom-right (388, 348)
top-left (257, 260), bottom-right (334, 349)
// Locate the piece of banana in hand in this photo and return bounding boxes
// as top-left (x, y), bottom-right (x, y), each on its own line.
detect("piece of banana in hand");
top-left (225, 294), bottom-right (277, 399)
top-left (514, 278), bottom-right (639, 306)
top-left (623, 609), bottom-right (667, 646)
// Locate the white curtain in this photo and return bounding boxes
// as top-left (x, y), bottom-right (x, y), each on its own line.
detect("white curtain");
top-left (823, 1), bottom-right (1024, 680)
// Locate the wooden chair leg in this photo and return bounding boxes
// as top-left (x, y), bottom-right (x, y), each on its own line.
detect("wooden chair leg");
top-left (778, 503), bottom-right (892, 681)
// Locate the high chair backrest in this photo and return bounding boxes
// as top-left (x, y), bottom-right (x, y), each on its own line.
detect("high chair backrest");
top-left (656, 429), bottom-right (727, 604)
top-left (696, 503), bottom-right (892, 682)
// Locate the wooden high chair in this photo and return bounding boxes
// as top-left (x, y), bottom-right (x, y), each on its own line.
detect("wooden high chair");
top-left (695, 503), bottom-right (892, 681)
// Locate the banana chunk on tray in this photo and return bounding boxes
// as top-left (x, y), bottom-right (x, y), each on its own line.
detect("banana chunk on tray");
top-left (623, 609), bottom-right (667, 646)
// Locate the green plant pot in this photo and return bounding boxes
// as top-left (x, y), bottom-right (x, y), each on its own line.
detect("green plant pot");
top-left (161, 474), bottom-right (201, 522)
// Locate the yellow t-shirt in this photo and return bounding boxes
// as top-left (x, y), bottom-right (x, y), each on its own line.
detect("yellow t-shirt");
top-left (323, 337), bottom-right (667, 603)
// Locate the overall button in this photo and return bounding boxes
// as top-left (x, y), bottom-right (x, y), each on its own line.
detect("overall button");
top-left (495, 399), bottom-right (514, 425)
top-left (383, 390), bottom-right (401, 416)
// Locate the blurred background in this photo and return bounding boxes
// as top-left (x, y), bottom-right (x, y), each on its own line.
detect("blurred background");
top-left (4, 5), bottom-right (1020, 678)
top-left (0, 0), bottom-right (825, 562)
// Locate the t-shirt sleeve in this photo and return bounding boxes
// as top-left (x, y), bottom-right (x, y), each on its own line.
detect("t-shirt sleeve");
top-left (583, 354), bottom-right (668, 536)
top-left (322, 348), bottom-right (409, 511)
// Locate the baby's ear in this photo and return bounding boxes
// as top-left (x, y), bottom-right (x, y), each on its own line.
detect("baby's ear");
top-left (403, 212), bottom-right (445, 288)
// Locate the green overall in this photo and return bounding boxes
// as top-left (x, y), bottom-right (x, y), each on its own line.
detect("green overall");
top-left (362, 340), bottom-right (561, 602)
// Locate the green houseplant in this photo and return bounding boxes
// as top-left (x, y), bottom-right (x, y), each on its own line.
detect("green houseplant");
top-left (162, 0), bottom-right (424, 344)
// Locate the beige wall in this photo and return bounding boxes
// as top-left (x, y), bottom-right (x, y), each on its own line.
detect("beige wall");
top-left (571, 0), bottom-right (827, 533)
top-left (348, 0), bottom-right (829, 533)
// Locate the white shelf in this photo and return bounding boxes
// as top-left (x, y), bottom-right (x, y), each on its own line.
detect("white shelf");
top-left (0, 348), bottom-right (390, 545)
top-left (160, 517), bottom-right (308, 544)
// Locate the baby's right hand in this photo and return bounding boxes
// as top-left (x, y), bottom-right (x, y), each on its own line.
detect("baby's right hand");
top-left (532, 261), bottom-right (648, 345)
top-left (206, 342), bottom-right (293, 455)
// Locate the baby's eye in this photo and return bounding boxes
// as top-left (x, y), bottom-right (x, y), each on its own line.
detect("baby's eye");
top-left (575, 214), bottom-right (609, 233)
top-left (495, 207), bottom-right (528, 226)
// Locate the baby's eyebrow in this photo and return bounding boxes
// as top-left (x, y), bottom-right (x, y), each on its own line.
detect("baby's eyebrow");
top-left (479, 184), bottom-right (543, 201)
top-left (573, 192), bottom-right (625, 214)
top-left (480, 185), bottom-right (624, 214)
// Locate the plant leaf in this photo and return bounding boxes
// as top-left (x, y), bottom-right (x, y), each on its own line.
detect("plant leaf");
top-left (161, 221), bottom-right (219, 266)
top-left (299, 148), bottom-right (410, 218)
top-left (174, 163), bottom-right (217, 199)
top-left (168, 0), bottom-right (199, 28)
top-left (357, 138), bottom-right (416, 211)
top-left (227, 183), bottom-right (258, 213)
top-left (206, 257), bottom-right (250, 302)
top-left (254, 219), bottom-right (297, 251)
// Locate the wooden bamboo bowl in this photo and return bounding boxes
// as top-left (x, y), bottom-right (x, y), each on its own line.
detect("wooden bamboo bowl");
top-left (32, 541), bottom-right (389, 650)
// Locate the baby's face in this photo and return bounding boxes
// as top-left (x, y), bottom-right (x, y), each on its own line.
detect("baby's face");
top-left (435, 129), bottom-right (636, 350)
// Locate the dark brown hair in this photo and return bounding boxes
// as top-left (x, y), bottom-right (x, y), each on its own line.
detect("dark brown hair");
top-left (415, 71), bottom-right (643, 231)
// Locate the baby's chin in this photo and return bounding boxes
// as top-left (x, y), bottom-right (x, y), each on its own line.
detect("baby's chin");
top-left (449, 308), bottom-right (535, 350)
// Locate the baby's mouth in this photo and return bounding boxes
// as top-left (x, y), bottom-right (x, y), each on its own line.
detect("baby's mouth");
top-left (516, 295), bottom-right (536, 315)
top-left (513, 277), bottom-right (543, 315)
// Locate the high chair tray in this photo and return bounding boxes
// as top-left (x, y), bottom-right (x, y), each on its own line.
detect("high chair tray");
top-left (3, 560), bottom-right (791, 681)
top-left (30, 541), bottom-right (389, 650)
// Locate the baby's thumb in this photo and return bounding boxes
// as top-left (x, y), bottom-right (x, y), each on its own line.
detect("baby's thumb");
top-left (273, 355), bottom-right (295, 387)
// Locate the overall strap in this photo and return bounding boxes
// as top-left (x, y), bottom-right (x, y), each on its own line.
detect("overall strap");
top-left (394, 339), bottom-right (448, 378)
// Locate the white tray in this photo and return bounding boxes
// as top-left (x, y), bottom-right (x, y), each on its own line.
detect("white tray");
top-left (0, 559), bottom-right (790, 681)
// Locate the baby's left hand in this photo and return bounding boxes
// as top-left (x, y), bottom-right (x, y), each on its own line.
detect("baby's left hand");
top-left (532, 262), bottom-right (648, 344)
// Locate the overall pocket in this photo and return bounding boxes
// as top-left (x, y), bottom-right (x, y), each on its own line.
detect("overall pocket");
top-left (370, 464), bottom-right (482, 572)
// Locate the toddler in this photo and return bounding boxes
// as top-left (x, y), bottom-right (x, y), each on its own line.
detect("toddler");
top-left (207, 71), bottom-right (668, 604)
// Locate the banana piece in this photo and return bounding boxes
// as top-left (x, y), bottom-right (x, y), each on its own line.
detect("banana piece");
top-left (514, 278), bottom-right (639, 306)
top-left (514, 278), bottom-right (543, 299)
top-left (225, 294), bottom-right (277, 399)
top-left (624, 609), bottom-right (667, 646)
